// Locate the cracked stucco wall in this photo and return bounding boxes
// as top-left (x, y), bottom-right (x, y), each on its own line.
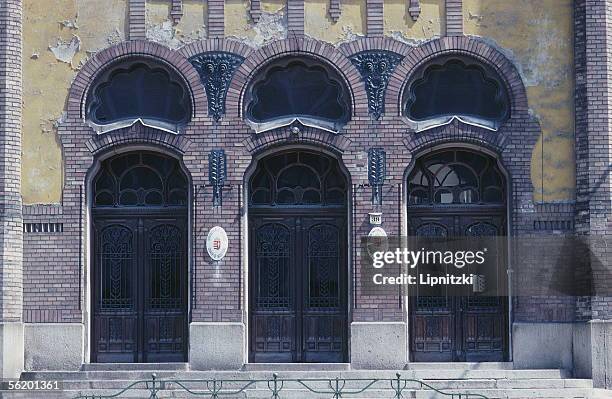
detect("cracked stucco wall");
top-left (464, 0), bottom-right (575, 202)
top-left (384, 0), bottom-right (444, 43)
top-left (23, 0), bottom-right (127, 204)
top-left (146, 0), bottom-right (206, 49)
top-left (225, 0), bottom-right (287, 46)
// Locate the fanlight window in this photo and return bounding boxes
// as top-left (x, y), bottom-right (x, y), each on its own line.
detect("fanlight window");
top-left (86, 62), bottom-right (191, 134)
top-left (245, 58), bottom-right (351, 133)
top-left (404, 58), bottom-right (510, 132)
top-left (94, 152), bottom-right (188, 208)
top-left (408, 149), bottom-right (504, 206)
top-left (250, 151), bottom-right (347, 206)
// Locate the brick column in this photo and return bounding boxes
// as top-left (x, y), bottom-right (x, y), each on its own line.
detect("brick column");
top-left (573, 0), bottom-right (612, 388)
top-left (0, 0), bottom-right (24, 379)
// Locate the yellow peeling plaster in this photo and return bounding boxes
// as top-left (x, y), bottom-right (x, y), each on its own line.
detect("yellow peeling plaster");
top-left (464, 0), bottom-right (575, 202)
top-left (22, 0), bottom-right (127, 204)
top-left (225, 0), bottom-right (286, 44)
top-left (384, 0), bottom-right (444, 42)
top-left (146, 0), bottom-right (207, 46)
top-left (304, 0), bottom-right (365, 43)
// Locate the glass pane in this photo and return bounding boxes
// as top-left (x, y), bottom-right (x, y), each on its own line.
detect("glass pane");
top-left (405, 59), bottom-right (509, 122)
top-left (247, 60), bottom-right (350, 123)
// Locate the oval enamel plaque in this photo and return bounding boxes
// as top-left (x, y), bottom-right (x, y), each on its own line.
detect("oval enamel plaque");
top-left (206, 226), bottom-right (228, 261)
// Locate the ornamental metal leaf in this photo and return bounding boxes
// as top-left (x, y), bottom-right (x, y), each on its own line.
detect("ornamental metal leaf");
top-left (350, 51), bottom-right (403, 120)
top-left (189, 52), bottom-right (244, 121)
top-left (368, 147), bottom-right (386, 205)
top-left (209, 149), bottom-right (227, 206)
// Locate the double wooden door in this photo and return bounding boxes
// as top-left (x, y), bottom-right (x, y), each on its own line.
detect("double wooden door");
top-left (408, 210), bottom-right (508, 362)
top-left (249, 212), bottom-right (347, 363)
top-left (92, 212), bottom-right (188, 362)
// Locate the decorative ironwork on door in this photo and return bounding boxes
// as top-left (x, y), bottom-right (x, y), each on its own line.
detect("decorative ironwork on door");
top-left (249, 150), bottom-right (348, 363)
top-left (92, 152), bottom-right (188, 363)
top-left (407, 149), bottom-right (508, 362)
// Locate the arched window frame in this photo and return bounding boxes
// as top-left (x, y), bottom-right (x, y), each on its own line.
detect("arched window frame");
top-left (249, 150), bottom-right (347, 207)
top-left (93, 151), bottom-right (189, 208)
top-left (407, 149), bottom-right (506, 207)
top-left (244, 57), bottom-right (352, 134)
top-left (402, 56), bottom-right (511, 132)
top-left (85, 60), bottom-right (193, 135)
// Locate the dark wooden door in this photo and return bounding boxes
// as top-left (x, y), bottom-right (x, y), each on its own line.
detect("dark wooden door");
top-left (409, 210), bottom-right (507, 362)
top-left (92, 213), bottom-right (188, 363)
top-left (249, 212), bottom-right (347, 363)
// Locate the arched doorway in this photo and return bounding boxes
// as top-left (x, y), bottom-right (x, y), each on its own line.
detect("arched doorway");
top-left (91, 151), bottom-right (189, 362)
top-left (248, 150), bottom-right (348, 363)
top-left (407, 148), bottom-right (508, 362)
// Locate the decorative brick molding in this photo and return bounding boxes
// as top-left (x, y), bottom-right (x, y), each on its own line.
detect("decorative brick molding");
top-left (385, 36), bottom-right (529, 118)
top-left (408, 0), bottom-right (420, 21)
top-left (287, 0), bottom-right (305, 37)
top-left (241, 125), bottom-right (353, 154)
top-left (445, 0), bottom-right (463, 36)
top-left (207, 0), bottom-right (225, 38)
top-left (229, 37), bottom-right (369, 118)
top-left (128, 0), bottom-right (146, 40)
top-left (249, 0), bottom-right (261, 23)
top-left (170, 0), bottom-right (183, 24)
top-left (329, 0), bottom-right (341, 22)
top-left (66, 41), bottom-right (206, 120)
top-left (0, 0), bottom-right (23, 322)
top-left (24, 223), bottom-right (63, 234)
top-left (23, 204), bottom-right (62, 216)
top-left (84, 123), bottom-right (194, 155)
top-left (366, 0), bottom-right (384, 37)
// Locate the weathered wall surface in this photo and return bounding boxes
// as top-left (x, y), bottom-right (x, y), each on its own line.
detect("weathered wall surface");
top-left (22, 0), bottom-right (126, 203)
top-left (384, 0), bottom-right (444, 43)
top-left (22, 0), bottom-right (575, 204)
top-left (464, 0), bottom-right (575, 202)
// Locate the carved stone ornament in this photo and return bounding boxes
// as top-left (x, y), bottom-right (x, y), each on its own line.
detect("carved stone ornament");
top-left (350, 51), bottom-right (404, 120)
top-left (189, 52), bottom-right (245, 121)
top-left (408, 0), bottom-right (421, 21)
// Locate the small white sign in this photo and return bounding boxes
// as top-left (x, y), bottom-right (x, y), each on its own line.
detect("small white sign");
top-left (369, 212), bottom-right (382, 226)
top-left (206, 226), bottom-right (228, 261)
top-left (367, 226), bottom-right (388, 256)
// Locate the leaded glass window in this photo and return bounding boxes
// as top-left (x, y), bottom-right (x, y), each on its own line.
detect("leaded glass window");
top-left (94, 152), bottom-right (188, 208)
top-left (408, 149), bottom-right (504, 206)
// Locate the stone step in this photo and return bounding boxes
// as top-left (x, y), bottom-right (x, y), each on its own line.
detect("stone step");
top-left (243, 363), bottom-right (351, 371)
top-left (407, 362), bottom-right (515, 370)
top-left (20, 368), bottom-right (571, 381)
top-left (0, 387), bottom-right (600, 399)
top-left (81, 363), bottom-right (189, 371)
top-left (56, 377), bottom-right (594, 390)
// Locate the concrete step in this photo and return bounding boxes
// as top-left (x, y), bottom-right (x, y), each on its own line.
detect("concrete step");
top-left (407, 362), bottom-right (514, 370)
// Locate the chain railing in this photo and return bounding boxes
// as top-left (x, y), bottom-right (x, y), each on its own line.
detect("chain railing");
top-left (73, 373), bottom-right (490, 399)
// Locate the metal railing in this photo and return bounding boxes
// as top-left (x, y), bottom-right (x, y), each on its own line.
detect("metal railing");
top-left (73, 373), bottom-right (490, 399)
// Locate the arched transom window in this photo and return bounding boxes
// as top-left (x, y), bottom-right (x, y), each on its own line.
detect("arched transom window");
top-left (249, 150), bottom-right (347, 206)
top-left (86, 61), bottom-right (192, 134)
top-left (407, 149), bottom-right (505, 206)
top-left (94, 152), bottom-right (188, 208)
top-left (403, 57), bottom-right (510, 132)
top-left (245, 58), bottom-right (351, 133)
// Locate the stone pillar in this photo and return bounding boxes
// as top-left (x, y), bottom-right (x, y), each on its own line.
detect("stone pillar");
top-left (573, 0), bottom-right (612, 388)
top-left (0, 0), bottom-right (24, 379)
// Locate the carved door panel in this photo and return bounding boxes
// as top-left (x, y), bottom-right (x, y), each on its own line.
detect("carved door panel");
top-left (93, 214), bottom-right (188, 363)
top-left (301, 216), bottom-right (347, 362)
top-left (408, 212), bottom-right (507, 362)
top-left (249, 214), bottom-right (347, 363)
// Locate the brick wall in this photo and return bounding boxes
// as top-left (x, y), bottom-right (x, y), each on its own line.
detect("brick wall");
top-left (0, 0), bottom-right (23, 323)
